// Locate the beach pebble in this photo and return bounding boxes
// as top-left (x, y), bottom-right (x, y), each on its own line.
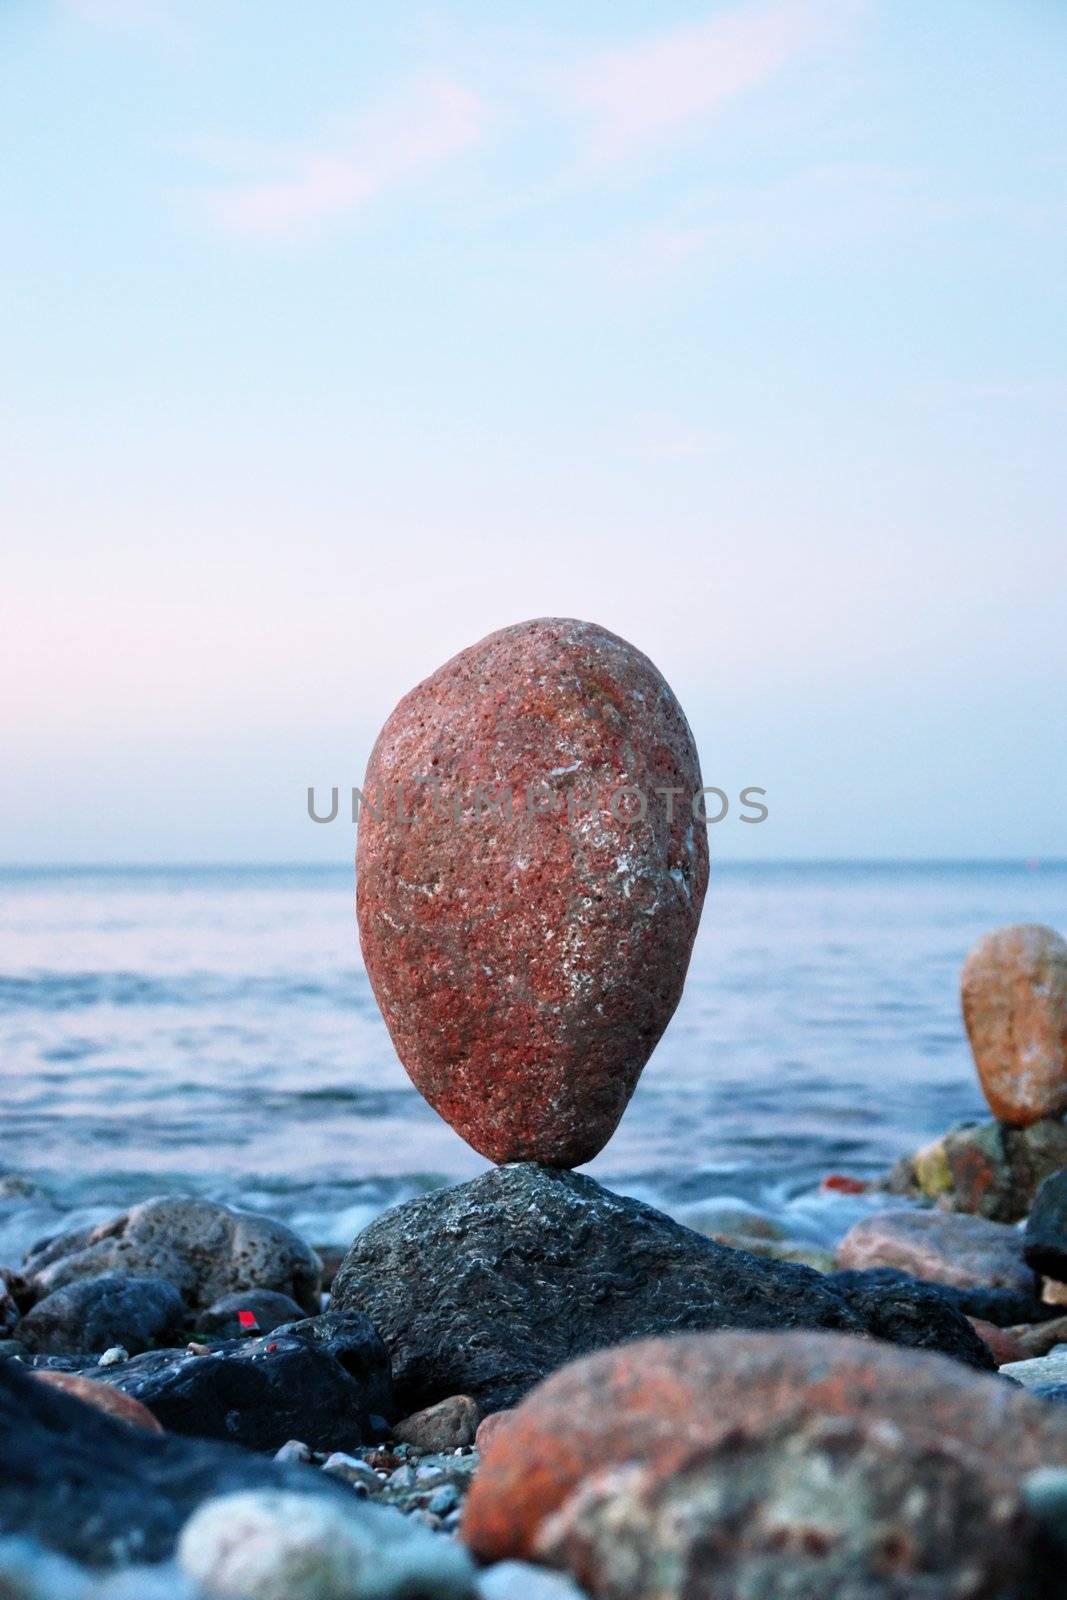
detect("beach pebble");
top-left (16, 1275), bottom-right (184, 1357)
top-left (321, 1453), bottom-right (381, 1494)
top-left (393, 1394), bottom-right (482, 1453)
top-left (195, 1288), bottom-right (306, 1340)
top-left (273, 1439), bottom-right (313, 1464)
top-left (22, 1196), bottom-right (322, 1314)
top-left (478, 1561), bottom-right (590, 1600)
top-left (29, 1370), bottom-right (162, 1433)
top-left (332, 1165), bottom-right (990, 1417)
top-left (463, 1329), bottom-right (1067, 1599)
top-left (1000, 1347), bottom-right (1067, 1392)
top-left (836, 1207), bottom-right (1035, 1294)
top-left (1024, 1169), bottom-right (1067, 1283)
top-left (356, 618), bottom-right (709, 1167)
top-left (961, 924), bottom-right (1067, 1126)
top-left (177, 1489), bottom-right (475, 1600)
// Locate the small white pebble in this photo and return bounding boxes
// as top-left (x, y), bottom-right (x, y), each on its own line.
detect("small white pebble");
top-left (97, 1347), bottom-right (128, 1367)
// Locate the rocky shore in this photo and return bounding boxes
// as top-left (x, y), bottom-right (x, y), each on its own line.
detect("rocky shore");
top-left (3, 626), bottom-right (1067, 1597)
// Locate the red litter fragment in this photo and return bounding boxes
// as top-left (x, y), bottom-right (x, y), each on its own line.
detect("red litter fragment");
top-left (265, 1342), bottom-right (278, 1353)
top-left (237, 1310), bottom-right (259, 1330)
top-left (821, 1174), bottom-right (869, 1194)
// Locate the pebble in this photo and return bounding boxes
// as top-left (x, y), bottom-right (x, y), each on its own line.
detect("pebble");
top-left (274, 1439), bottom-right (314, 1465)
top-left (1000, 1348), bottom-right (1067, 1392)
top-left (177, 1489), bottom-right (475, 1599)
top-left (477, 1562), bottom-right (591, 1600)
top-left (393, 1394), bottom-right (482, 1452)
top-left (98, 1347), bottom-right (128, 1367)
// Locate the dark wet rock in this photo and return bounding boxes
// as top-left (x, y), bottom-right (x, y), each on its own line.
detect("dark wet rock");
top-left (332, 1165), bottom-right (992, 1415)
top-left (30, 1311), bottom-right (393, 1453)
top-left (0, 1271), bottom-right (20, 1335)
top-left (0, 1359), bottom-right (352, 1568)
top-left (23, 1196), bottom-right (322, 1315)
top-left (827, 1266), bottom-right (1058, 1328)
top-left (16, 1274), bottom-right (185, 1357)
top-left (193, 1288), bottom-right (306, 1340)
top-left (1025, 1170), bottom-right (1067, 1283)
top-left (885, 1116), bottom-right (1067, 1223)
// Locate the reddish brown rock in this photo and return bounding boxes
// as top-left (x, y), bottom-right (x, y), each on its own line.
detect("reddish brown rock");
top-left (356, 619), bottom-right (709, 1166)
top-left (31, 1369), bottom-right (163, 1432)
top-left (961, 923), bottom-right (1067, 1126)
top-left (475, 1408), bottom-right (515, 1454)
top-left (835, 1207), bottom-right (1034, 1294)
top-left (966, 1316), bottom-right (1027, 1367)
top-left (462, 1330), bottom-right (1067, 1598)
top-left (393, 1393), bottom-right (482, 1452)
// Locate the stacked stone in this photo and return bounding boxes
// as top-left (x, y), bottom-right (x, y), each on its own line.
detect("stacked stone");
top-left (884, 923), bottom-right (1067, 1226)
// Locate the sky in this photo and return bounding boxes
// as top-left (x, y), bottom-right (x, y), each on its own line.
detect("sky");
top-left (1, 0), bottom-right (1065, 864)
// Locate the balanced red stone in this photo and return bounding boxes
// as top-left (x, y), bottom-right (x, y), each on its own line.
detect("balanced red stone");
top-left (356, 618), bottom-right (709, 1166)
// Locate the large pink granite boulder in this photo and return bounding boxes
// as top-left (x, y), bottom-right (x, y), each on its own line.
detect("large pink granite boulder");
top-left (356, 618), bottom-right (709, 1166)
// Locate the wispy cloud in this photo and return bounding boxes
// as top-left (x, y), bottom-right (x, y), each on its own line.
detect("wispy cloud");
top-left (197, 76), bottom-right (488, 241)
top-left (563, 0), bottom-right (864, 163)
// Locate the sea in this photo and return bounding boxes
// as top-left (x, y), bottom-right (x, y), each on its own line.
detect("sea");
top-left (1, 861), bottom-right (1064, 1268)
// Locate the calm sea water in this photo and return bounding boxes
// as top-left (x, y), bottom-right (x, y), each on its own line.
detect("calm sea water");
top-left (1, 862), bottom-right (1064, 1266)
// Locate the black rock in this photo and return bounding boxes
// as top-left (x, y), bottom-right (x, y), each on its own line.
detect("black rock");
top-left (16, 1274), bottom-right (186, 1357)
top-left (330, 1165), bottom-right (993, 1415)
top-left (194, 1288), bottom-right (306, 1339)
top-left (29, 1310), bottom-right (393, 1452)
top-left (1025, 1171), bottom-right (1067, 1283)
top-left (0, 1358), bottom-right (352, 1567)
top-left (828, 1267), bottom-right (1061, 1327)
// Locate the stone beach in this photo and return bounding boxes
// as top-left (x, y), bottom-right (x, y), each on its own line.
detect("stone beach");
top-left (2, 624), bottom-right (1067, 1598)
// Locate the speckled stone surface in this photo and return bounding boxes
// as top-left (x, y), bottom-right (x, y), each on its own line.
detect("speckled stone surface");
top-left (961, 924), bottom-right (1067, 1126)
top-left (462, 1330), bottom-right (1067, 1592)
top-left (356, 619), bottom-right (709, 1166)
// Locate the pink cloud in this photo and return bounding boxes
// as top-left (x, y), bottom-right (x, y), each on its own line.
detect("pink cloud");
top-left (564, 0), bottom-right (864, 162)
top-left (200, 77), bottom-right (487, 240)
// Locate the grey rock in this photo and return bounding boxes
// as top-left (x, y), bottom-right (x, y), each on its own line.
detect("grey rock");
top-left (23, 1197), bottom-right (321, 1314)
top-left (194, 1288), bottom-right (306, 1340)
top-left (16, 1275), bottom-right (185, 1357)
top-left (1025, 1170), bottom-right (1067, 1283)
top-left (176, 1489), bottom-right (474, 1599)
top-left (478, 1562), bottom-right (590, 1600)
top-left (331, 1166), bottom-right (992, 1415)
top-left (1001, 1349), bottom-right (1067, 1392)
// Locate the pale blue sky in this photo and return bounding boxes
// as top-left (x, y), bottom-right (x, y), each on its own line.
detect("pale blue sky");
top-left (2, 0), bottom-right (1065, 863)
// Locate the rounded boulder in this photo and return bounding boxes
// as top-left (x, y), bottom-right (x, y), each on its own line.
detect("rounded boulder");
top-left (356, 619), bottom-right (709, 1167)
top-left (961, 923), bottom-right (1067, 1126)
